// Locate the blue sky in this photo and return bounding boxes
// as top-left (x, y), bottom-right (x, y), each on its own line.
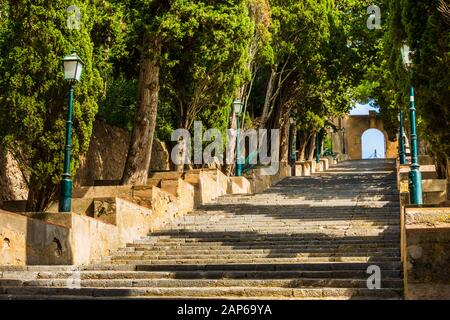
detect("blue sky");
top-left (349, 102), bottom-right (379, 115)
top-left (349, 102), bottom-right (385, 159)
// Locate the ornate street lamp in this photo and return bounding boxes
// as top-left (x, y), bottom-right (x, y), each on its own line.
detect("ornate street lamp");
top-left (59, 51), bottom-right (84, 212)
top-left (233, 99), bottom-right (244, 177)
top-left (401, 43), bottom-right (422, 204)
top-left (398, 111), bottom-right (407, 165)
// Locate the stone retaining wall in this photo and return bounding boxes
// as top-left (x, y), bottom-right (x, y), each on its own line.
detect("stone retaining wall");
top-left (403, 206), bottom-right (450, 299)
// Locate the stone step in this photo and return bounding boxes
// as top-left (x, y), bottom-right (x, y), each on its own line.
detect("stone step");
top-left (0, 278), bottom-right (404, 289)
top-left (172, 220), bottom-right (400, 226)
top-left (126, 243), bottom-right (401, 251)
top-left (174, 216), bottom-right (400, 221)
top-left (0, 286), bottom-right (403, 299)
top-left (217, 195), bottom-right (399, 203)
top-left (201, 201), bottom-right (398, 204)
top-left (132, 239), bottom-right (401, 247)
top-left (108, 256), bottom-right (400, 265)
top-left (111, 248), bottom-right (400, 256)
top-left (132, 262), bottom-right (401, 272)
top-left (172, 216), bottom-right (399, 221)
top-left (109, 252), bottom-right (400, 261)
top-left (117, 247), bottom-right (401, 255)
top-left (168, 221), bottom-right (400, 226)
top-left (145, 235), bottom-right (400, 243)
top-left (190, 211), bottom-right (401, 217)
top-left (0, 269), bottom-right (402, 281)
top-left (155, 227), bottom-right (400, 234)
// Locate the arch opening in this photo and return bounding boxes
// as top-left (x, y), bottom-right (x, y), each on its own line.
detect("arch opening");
top-left (361, 129), bottom-right (386, 159)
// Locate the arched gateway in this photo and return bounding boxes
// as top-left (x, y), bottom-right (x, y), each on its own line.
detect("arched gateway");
top-left (340, 111), bottom-right (398, 160)
top-left (361, 128), bottom-right (386, 159)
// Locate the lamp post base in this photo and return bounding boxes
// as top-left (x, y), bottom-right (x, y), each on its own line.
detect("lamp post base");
top-left (409, 166), bottom-right (423, 205)
top-left (59, 178), bottom-right (73, 212)
top-left (236, 164), bottom-right (242, 177)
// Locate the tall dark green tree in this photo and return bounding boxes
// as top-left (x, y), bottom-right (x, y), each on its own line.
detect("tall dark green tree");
top-left (392, 0), bottom-right (449, 174)
top-left (0, 0), bottom-right (122, 211)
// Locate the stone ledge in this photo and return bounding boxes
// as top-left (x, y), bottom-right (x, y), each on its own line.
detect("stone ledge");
top-left (405, 207), bottom-right (450, 227)
top-left (403, 206), bottom-right (450, 299)
top-left (407, 283), bottom-right (450, 300)
top-left (0, 209), bottom-right (118, 266)
top-left (228, 177), bottom-right (252, 195)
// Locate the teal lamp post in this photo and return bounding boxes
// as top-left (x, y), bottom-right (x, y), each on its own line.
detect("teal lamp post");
top-left (233, 99), bottom-right (244, 177)
top-left (289, 118), bottom-right (296, 176)
top-left (315, 130), bottom-right (322, 164)
top-left (401, 43), bottom-right (422, 205)
top-left (59, 51), bottom-right (84, 212)
top-left (398, 111), bottom-right (407, 165)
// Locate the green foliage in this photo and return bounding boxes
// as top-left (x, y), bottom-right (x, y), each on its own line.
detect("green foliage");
top-left (160, 0), bottom-right (254, 129)
top-left (0, 0), bottom-right (122, 210)
top-left (97, 74), bottom-right (137, 131)
top-left (265, 0), bottom-right (356, 133)
top-left (368, 1), bottom-right (450, 156)
top-left (402, 0), bottom-right (450, 158)
top-left (101, 0), bottom-right (253, 147)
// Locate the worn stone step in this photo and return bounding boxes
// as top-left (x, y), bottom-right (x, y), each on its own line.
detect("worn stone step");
top-left (171, 222), bottom-right (400, 228)
top-left (136, 243), bottom-right (401, 251)
top-left (173, 218), bottom-right (400, 224)
top-left (0, 278), bottom-right (403, 289)
top-left (155, 228), bottom-right (400, 234)
top-left (144, 234), bottom-right (400, 242)
top-left (166, 222), bottom-right (401, 228)
top-left (117, 247), bottom-right (400, 255)
top-left (108, 256), bottom-right (400, 265)
top-left (132, 239), bottom-right (401, 247)
top-left (133, 262), bottom-right (401, 272)
top-left (0, 269), bottom-right (401, 281)
top-left (0, 286), bottom-right (403, 299)
top-left (8, 286), bottom-right (405, 299)
top-left (110, 251), bottom-right (400, 260)
top-left (189, 211), bottom-right (401, 217)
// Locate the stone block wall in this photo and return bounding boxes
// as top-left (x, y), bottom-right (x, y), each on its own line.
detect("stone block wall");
top-left (0, 210), bottom-right (119, 266)
top-left (403, 207), bottom-right (450, 299)
top-left (228, 177), bottom-right (252, 194)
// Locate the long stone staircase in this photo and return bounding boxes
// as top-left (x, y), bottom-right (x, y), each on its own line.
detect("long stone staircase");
top-left (0, 160), bottom-right (403, 299)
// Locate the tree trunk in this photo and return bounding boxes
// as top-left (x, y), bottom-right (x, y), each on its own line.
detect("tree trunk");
top-left (259, 67), bottom-right (276, 129)
top-left (299, 131), bottom-right (311, 162)
top-left (279, 115), bottom-right (290, 163)
top-left (307, 132), bottom-right (317, 161)
top-left (25, 175), bottom-right (56, 212)
top-left (121, 33), bottom-right (161, 185)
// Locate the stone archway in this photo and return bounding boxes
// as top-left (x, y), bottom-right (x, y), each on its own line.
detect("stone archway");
top-left (341, 111), bottom-right (398, 160)
top-left (361, 128), bottom-right (386, 159)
